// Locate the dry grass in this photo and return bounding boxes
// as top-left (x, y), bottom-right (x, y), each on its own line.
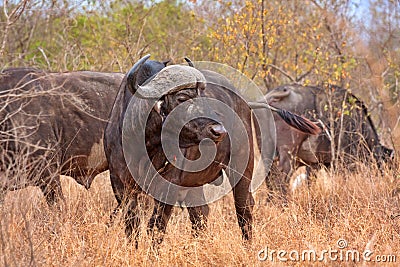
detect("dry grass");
top-left (0, 164), bottom-right (400, 266)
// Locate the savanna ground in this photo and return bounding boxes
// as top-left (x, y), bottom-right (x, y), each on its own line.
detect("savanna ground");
top-left (1, 162), bottom-right (399, 266)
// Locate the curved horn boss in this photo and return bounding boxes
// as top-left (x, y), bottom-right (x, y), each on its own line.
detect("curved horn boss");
top-left (135, 65), bottom-right (206, 99)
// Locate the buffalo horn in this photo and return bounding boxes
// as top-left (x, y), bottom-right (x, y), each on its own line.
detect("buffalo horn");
top-left (184, 57), bottom-right (195, 67)
top-left (126, 54), bottom-right (151, 94)
top-left (136, 65), bottom-right (206, 99)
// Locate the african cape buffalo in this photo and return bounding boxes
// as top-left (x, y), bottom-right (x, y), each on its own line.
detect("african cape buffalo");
top-left (105, 55), bottom-right (254, 246)
top-left (105, 55), bottom-right (322, 247)
top-left (263, 84), bottom-right (394, 198)
top-left (0, 68), bottom-right (123, 205)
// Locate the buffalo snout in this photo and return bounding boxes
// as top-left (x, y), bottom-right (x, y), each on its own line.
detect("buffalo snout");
top-left (207, 123), bottom-right (227, 142)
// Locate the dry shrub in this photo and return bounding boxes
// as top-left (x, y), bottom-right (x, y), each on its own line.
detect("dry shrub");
top-left (0, 162), bottom-right (400, 266)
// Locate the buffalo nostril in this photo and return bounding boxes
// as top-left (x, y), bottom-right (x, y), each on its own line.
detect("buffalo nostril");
top-left (210, 124), bottom-right (227, 141)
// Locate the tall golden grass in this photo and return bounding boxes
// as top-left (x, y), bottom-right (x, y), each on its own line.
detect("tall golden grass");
top-left (0, 161), bottom-right (399, 266)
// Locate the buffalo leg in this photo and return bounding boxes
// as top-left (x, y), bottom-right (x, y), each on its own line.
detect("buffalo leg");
top-left (229, 166), bottom-right (254, 241)
top-left (265, 164), bottom-right (292, 203)
top-left (305, 164), bottom-right (319, 188)
top-left (108, 168), bottom-right (130, 226)
top-left (0, 190), bottom-right (4, 205)
top-left (276, 160), bottom-right (293, 197)
top-left (265, 161), bottom-right (281, 202)
top-left (305, 163), bottom-right (330, 188)
top-left (233, 185), bottom-right (254, 240)
top-left (108, 203), bottom-right (122, 227)
top-left (108, 183), bottom-right (124, 227)
top-left (184, 189), bottom-right (209, 237)
top-left (270, 149), bottom-right (298, 203)
top-left (39, 171), bottom-right (64, 206)
top-left (124, 193), bottom-right (141, 248)
top-left (226, 140), bottom-right (255, 240)
top-left (147, 200), bottom-right (173, 245)
top-left (187, 205), bottom-right (209, 237)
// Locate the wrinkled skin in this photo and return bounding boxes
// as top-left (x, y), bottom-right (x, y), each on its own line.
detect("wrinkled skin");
top-left (0, 68), bottom-right (123, 205)
top-left (104, 58), bottom-right (254, 247)
top-left (262, 84), bottom-right (394, 199)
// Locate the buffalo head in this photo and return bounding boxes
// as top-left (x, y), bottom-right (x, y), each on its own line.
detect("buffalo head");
top-left (126, 55), bottom-right (227, 147)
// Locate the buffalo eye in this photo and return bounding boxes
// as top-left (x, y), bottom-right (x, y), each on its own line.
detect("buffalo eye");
top-left (177, 93), bottom-right (191, 103)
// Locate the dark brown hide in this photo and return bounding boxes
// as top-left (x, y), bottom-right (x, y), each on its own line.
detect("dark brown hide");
top-left (0, 68), bottom-right (123, 204)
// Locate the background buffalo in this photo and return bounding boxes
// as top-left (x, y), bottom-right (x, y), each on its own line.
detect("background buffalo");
top-left (263, 84), bottom-right (395, 199)
top-left (0, 68), bottom-right (123, 205)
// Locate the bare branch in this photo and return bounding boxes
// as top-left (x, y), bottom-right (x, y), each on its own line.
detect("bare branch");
top-left (0, 0), bottom-right (30, 57)
top-left (296, 66), bottom-right (315, 82)
top-left (267, 64), bottom-right (296, 83)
